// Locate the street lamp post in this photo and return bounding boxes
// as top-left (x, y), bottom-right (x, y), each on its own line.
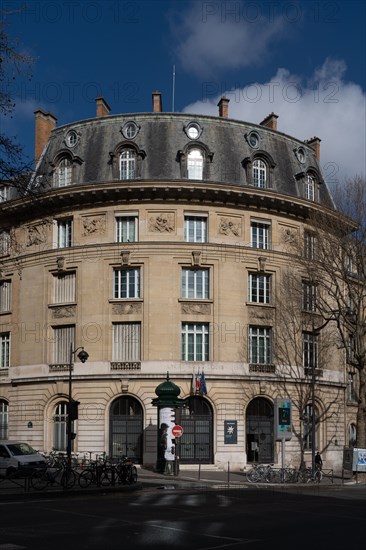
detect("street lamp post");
top-left (67, 343), bottom-right (89, 466)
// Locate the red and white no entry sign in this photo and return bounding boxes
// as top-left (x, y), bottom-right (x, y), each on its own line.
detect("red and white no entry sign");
top-left (171, 425), bottom-right (184, 438)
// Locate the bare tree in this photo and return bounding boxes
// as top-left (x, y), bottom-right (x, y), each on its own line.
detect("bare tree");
top-left (274, 268), bottom-right (343, 468)
top-left (300, 175), bottom-right (366, 448)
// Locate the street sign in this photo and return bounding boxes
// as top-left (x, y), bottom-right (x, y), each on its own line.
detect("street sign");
top-left (171, 425), bottom-right (184, 438)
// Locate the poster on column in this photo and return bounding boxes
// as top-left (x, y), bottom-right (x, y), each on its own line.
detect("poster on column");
top-left (159, 407), bottom-right (175, 458)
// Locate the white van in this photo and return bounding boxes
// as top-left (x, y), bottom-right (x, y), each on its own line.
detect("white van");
top-left (0, 441), bottom-right (46, 477)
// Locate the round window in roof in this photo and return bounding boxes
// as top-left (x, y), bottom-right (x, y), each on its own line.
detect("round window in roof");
top-left (66, 130), bottom-right (78, 148)
top-left (247, 131), bottom-right (260, 149)
top-left (122, 121), bottom-right (139, 140)
top-left (296, 147), bottom-right (306, 163)
top-left (185, 122), bottom-right (201, 140)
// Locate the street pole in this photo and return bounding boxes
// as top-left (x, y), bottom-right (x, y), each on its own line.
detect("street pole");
top-left (67, 342), bottom-right (73, 466)
top-left (311, 354), bottom-right (316, 478)
top-left (66, 344), bottom-right (89, 467)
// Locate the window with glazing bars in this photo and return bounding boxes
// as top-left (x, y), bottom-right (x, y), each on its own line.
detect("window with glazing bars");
top-left (184, 216), bottom-right (207, 243)
top-left (53, 402), bottom-right (68, 451)
top-left (119, 150), bottom-right (136, 180)
top-left (0, 231), bottom-right (10, 255)
top-left (0, 400), bottom-right (8, 439)
top-left (181, 323), bottom-right (209, 361)
top-left (250, 221), bottom-right (270, 249)
top-left (252, 159), bottom-right (266, 188)
top-left (302, 282), bottom-right (317, 312)
top-left (249, 326), bottom-right (272, 364)
top-left (305, 174), bottom-right (315, 200)
top-left (248, 273), bottom-right (271, 304)
top-left (114, 268), bottom-right (140, 299)
top-left (0, 333), bottom-right (10, 369)
top-left (304, 232), bottom-right (316, 259)
top-left (55, 158), bottom-right (72, 187)
top-left (57, 219), bottom-right (73, 248)
top-left (181, 268), bottom-right (209, 299)
top-left (115, 216), bottom-right (138, 242)
top-left (303, 331), bottom-right (318, 369)
top-left (0, 281), bottom-right (11, 312)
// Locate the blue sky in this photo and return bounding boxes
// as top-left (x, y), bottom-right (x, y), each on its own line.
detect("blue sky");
top-left (2, 0), bottom-right (366, 184)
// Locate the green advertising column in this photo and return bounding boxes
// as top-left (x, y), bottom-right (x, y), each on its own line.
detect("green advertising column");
top-left (152, 373), bottom-right (184, 474)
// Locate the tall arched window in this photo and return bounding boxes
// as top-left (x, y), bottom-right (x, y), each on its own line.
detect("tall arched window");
top-left (180, 396), bottom-right (213, 464)
top-left (246, 397), bottom-right (274, 463)
top-left (53, 401), bottom-right (68, 451)
top-left (109, 396), bottom-right (143, 462)
top-left (252, 159), bottom-right (267, 188)
top-left (120, 149), bottom-right (136, 180)
top-left (348, 423), bottom-right (357, 447)
top-left (54, 158), bottom-right (72, 187)
top-left (0, 399), bottom-right (8, 439)
top-left (187, 149), bottom-right (204, 180)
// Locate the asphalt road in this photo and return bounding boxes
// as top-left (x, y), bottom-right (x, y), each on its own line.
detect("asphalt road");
top-left (0, 486), bottom-right (365, 549)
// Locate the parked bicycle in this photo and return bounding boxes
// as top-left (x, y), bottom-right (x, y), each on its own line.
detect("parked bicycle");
top-left (246, 464), bottom-right (274, 483)
top-left (298, 465), bottom-right (323, 483)
top-left (31, 461), bottom-right (76, 490)
top-left (78, 456), bottom-right (113, 488)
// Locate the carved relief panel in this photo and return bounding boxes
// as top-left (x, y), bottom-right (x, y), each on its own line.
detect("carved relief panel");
top-left (147, 212), bottom-right (175, 234)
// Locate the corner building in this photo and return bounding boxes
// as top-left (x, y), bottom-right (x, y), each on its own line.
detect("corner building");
top-left (0, 92), bottom-right (355, 471)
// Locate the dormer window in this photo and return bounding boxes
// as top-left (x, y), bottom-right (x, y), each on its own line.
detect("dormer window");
top-left (187, 149), bottom-right (204, 180)
top-left (305, 174), bottom-right (315, 201)
top-left (242, 152), bottom-right (275, 188)
top-left (120, 149), bottom-right (136, 180)
top-left (252, 159), bottom-right (267, 188)
top-left (54, 157), bottom-right (72, 187)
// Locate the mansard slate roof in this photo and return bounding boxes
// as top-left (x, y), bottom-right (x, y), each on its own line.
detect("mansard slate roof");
top-left (33, 111), bottom-right (334, 209)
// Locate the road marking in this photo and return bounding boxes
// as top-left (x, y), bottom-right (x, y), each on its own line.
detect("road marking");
top-left (0, 545), bottom-right (27, 549)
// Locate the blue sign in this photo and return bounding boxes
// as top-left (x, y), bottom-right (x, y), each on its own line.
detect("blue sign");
top-left (224, 420), bottom-right (237, 444)
top-left (274, 398), bottom-right (292, 441)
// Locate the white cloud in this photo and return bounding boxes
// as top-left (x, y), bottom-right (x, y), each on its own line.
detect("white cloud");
top-left (182, 58), bottom-right (366, 184)
top-left (172, 2), bottom-right (286, 77)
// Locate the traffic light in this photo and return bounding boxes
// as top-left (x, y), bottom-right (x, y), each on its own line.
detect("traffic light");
top-left (68, 400), bottom-right (80, 421)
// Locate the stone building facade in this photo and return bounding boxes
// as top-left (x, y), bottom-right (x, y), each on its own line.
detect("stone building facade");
top-left (0, 92), bottom-right (357, 470)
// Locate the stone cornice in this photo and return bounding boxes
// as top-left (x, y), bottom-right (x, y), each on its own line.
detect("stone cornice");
top-left (0, 180), bottom-right (347, 228)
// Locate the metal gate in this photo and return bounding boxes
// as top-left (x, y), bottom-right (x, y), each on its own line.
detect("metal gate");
top-left (109, 397), bottom-right (143, 463)
top-left (179, 396), bottom-right (213, 464)
top-left (246, 397), bottom-right (274, 463)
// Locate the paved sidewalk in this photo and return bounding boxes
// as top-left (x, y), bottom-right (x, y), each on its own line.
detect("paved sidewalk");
top-left (1, 466), bottom-right (365, 501)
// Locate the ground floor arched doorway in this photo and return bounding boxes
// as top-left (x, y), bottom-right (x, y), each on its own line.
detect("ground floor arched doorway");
top-left (109, 396), bottom-right (143, 463)
top-left (246, 397), bottom-right (274, 463)
top-left (179, 396), bottom-right (213, 464)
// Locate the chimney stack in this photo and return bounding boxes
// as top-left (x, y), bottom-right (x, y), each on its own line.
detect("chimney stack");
top-left (34, 109), bottom-right (57, 164)
top-left (217, 96), bottom-right (230, 118)
top-left (96, 96), bottom-right (111, 117)
top-left (152, 90), bottom-right (163, 113)
top-left (260, 113), bottom-right (278, 131)
top-left (305, 136), bottom-right (321, 161)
